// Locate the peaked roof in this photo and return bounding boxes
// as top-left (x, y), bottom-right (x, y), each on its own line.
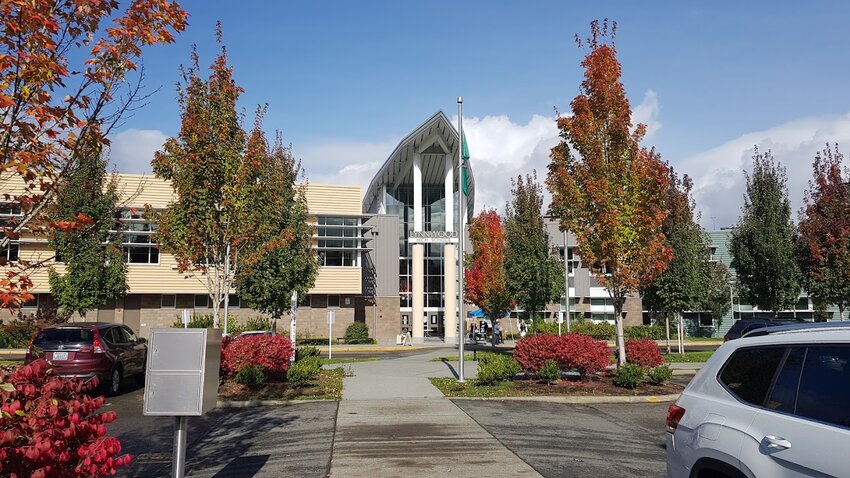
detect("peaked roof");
top-left (362, 110), bottom-right (475, 216)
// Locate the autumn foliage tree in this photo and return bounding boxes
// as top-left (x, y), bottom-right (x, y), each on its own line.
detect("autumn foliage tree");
top-left (465, 209), bottom-right (513, 344)
top-left (796, 144), bottom-right (850, 320)
top-left (233, 113), bottom-right (318, 321)
top-left (547, 20), bottom-right (671, 365)
top-left (0, 0), bottom-right (187, 307)
top-left (153, 32), bottom-right (246, 327)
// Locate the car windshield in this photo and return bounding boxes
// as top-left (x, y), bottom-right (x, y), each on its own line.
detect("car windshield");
top-left (34, 328), bottom-right (94, 345)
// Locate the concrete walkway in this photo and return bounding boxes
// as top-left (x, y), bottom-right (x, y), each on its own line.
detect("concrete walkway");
top-left (329, 349), bottom-right (542, 478)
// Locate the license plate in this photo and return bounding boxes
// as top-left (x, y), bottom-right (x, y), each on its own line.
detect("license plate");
top-left (52, 351), bottom-right (68, 361)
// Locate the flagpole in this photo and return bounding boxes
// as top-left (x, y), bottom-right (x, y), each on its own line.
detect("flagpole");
top-left (457, 96), bottom-right (466, 383)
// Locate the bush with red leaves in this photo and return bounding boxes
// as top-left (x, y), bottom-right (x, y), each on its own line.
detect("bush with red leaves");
top-left (625, 338), bottom-right (664, 368)
top-left (0, 359), bottom-right (131, 477)
top-left (220, 334), bottom-right (294, 379)
top-left (514, 333), bottom-right (611, 378)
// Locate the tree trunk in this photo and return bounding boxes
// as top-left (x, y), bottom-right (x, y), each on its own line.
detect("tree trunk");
top-left (665, 315), bottom-right (671, 355)
top-left (615, 301), bottom-right (626, 366)
top-left (677, 313), bottom-right (685, 355)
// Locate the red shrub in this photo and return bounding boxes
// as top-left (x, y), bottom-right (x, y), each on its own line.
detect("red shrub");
top-left (513, 334), bottom-right (562, 373)
top-left (220, 334), bottom-right (294, 378)
top-left (0, 359), bottom-right (131, 477)
top-left (558, 333), bottom-right (612, 376)
top-left (625, 338), bottom-right (663, 368)
top-left (514, 333), bottom-right (611, 377)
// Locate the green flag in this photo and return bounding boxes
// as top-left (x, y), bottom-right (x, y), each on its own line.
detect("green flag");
top-left (461, 133), bottom-right (470, 196)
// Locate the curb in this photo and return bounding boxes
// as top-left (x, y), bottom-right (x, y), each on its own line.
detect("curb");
top-left (0, 349), bottom-right (25, 356)
top-left (449, 393), bottom-right (681, 404)
top-left (216, 398), bottom-right (337, 409)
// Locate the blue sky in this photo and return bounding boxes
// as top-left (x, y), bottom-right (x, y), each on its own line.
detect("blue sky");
top-left (110, 1), bottom-right (850, 228)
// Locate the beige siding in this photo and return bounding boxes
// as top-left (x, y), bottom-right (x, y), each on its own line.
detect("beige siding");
top-left (0, 175), bottom-right (364, 296)
top-left (303, 183), bottom-right (362, 216)
top-left (312, 267), bottom-right (361, 294)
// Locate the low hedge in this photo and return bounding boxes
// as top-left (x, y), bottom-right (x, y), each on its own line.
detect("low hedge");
top-left (624, 338), bottom-right (664, 368)
top-left (475, 352), bottom-right (521, 386)
top-left (514, 333), bottom-right (611, 378)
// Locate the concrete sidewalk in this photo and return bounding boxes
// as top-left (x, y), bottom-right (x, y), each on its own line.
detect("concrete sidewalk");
top-left (329, 350), bottom-right (541, 477)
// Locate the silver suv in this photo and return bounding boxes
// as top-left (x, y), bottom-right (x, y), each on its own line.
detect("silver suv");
top-left (666, 322), bottom-right (850, 477)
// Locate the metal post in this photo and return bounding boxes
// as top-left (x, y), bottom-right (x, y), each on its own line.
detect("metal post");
top-left (290, 291), bottom-right (297, 364)
top-left (172, 416), bottom-right (188, 478)
top-left (457, 96), bottom-right (466, 383)
top-left (563, 230), bottom-right (570, 333)
top-left (328, 310), bottom-right (334, 360)
top-left (223, 242), bottom-right (231, 337)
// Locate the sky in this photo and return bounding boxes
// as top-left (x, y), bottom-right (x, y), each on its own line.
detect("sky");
top-left (107, 1), bottom-right (850, 229)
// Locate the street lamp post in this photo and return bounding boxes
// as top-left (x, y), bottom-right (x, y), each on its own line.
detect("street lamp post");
top-left (457, 96), bottom-right (466, 383)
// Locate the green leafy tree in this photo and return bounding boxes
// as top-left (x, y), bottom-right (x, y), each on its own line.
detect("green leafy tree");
top-left (234, 115), bottom-right (318, 321)
top-left (795, 144), bottom-right (850, 320)
top-left (730, 147), bottom-right (800, 314)
top-left (642, 168), bottom-right (730, 347)
top-left (547, 20), bottom-right (672, 365)
top-left (48, 154), bottom-right (126, 317)
top-left (504, 172), bottom-right (564, 329)
top-left (152, 32), bottom-right (246, 327)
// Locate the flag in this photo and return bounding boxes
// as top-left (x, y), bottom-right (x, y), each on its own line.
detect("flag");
top-left (461, 133), bottom-right (470, 196)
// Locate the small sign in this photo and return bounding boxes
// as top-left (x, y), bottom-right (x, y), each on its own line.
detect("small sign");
top-left (409, 230), bottom-right (459, 244)
top-left (556, 312), bottom-right (564, 324)
top-left (327, 310), bottom-right (335, 324)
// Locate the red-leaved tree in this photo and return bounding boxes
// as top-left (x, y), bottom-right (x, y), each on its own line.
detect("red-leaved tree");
top-left (465, 210), bottom-right (513, 344)
top-left (547, 20), bottom-right (671, 365)
top-left (796, 144), bottom-right (850, 320)
top-left (0, 0), bottom-right (188, 307)
top-left (0, 359), bottom-right (131, 477)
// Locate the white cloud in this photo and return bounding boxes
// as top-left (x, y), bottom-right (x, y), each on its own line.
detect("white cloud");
top-left (296, 140), bottom-right (397, 188)
top-left (633, 90), bottom-right (662, 140)
top-left (680, 113), bottom-right (850, 230)
top-left (106, 129), bottom-right (167, 173)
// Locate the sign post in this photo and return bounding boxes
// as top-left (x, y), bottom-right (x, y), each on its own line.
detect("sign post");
top-left (327, 310), bottom-right (335, 359)
top-left (557, 311), bottom-right (564, 336)
top-left (290, 291), bottom-right (298, 364)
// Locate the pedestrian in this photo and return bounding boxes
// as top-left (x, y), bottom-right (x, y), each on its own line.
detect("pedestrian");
top-left (519, 320), bottom-right (527, 337)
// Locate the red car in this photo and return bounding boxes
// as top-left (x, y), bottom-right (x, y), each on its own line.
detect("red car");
top-left (24, 322), bottom-right (147, 396)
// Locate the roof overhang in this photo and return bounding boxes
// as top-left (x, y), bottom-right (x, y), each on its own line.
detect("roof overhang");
top-left (362, 111), bottom-right (475, 217)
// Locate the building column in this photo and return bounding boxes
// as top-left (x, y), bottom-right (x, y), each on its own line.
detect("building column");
top-left (443, 154), bottom-right (457, 344)
top-left (443, 243), bottom-right (457, 344)
top-left (412, 153), bottom-right (425, 344)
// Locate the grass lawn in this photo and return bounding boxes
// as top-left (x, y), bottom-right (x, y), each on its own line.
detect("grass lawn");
top-left (664, 351), bottom-right (715, 363)
top-left (321, 357), bottom-right (378, 365)
top-left (0, 360), bottom-right (21, 366)
top-left (684, 336), bottom-right (722, 342)
top-left (430, 354), bottom-right (477, 362)
top-left (218, 367), bottom-right (344, 401)
top-left (429, 376), bottom-right (682, 398)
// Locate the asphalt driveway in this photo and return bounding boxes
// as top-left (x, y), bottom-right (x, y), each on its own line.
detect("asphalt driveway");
top-left (452, 400), bottom-right (669, 478)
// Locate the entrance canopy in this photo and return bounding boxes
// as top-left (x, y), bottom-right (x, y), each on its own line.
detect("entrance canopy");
top-left (362, 111), bottom-right (475, 216)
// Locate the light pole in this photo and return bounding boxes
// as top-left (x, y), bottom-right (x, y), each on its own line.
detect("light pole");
top-left (563, 230), bottom-right (571, 333)
top-left (457, 96), bottom-right (466, 383)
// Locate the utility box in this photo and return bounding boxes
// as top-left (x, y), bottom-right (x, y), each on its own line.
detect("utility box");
top-left (143, 328), bottom-right (221, 416)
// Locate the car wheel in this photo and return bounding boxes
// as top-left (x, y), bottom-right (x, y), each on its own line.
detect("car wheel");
top-left (107, 367), bottom-right (122, 396)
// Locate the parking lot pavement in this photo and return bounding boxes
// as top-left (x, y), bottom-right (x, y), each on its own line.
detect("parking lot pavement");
top-left (104, 385), bottom-right (338, 477)
top-left (452, 400), bottom-right (669, 478)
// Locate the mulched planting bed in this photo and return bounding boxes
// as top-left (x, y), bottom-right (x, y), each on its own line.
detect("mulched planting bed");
top-left (218, 367), bottom-right (344, 401)
top-left (431, 374), bottom-right (682, 398)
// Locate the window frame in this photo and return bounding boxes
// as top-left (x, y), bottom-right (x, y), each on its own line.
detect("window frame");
top-left (161, 294), bottom-right (176, 309)
top-left (716, 343), bottom-right (850, 431)
top-left (328, 294), bottom-right (340, 309)
top-left (194, 294), bottom-right (209, 309)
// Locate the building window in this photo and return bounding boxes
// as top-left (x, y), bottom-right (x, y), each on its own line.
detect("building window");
top-left (319, 250), bottom-right (356, 267)
top-left (22, 294), bottom-right (39, 308)
top-left (0, 203), bottom-right (22, 263)
top-left (590, 313), bottom-right (616, 323)
top-left (194, 295), bottom-right (209, 308)
top-left (328, 295), bottom-right (340, 308)
top-left (227, 294), bottom-right (240, 309)
top-left (316, 216), bottom-right (362, 268)
top-left (709, 246), bottom-right (718, 262)
top-left (116, 209), bottom-right (159, 264)
top-left (161, 294), bottom-right (176, 308)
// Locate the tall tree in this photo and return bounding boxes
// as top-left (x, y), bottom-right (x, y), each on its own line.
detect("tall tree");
top-left (795, 144), bottom-right (850, 320)
top-left (730, 147), bottom-right (800, 314)
top-left (547, 20), bottom-right (671, 365)
top-left (504, 172), bottom-right (564, 328)
top-left (0, 0), bottom-right (187, 307)
top-left (48, 153), bottom-right (127, 317)
top-left (642, 168), bottom-right (730, 351)
top-left (234, 114), bottom-right (318, 322)
top-left (465, 209), bottom-right (513, 344)
top-left (152, 31), bottom-right (246, 327)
